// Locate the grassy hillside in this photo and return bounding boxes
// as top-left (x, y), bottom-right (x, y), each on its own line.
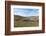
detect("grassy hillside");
top-left (14, 15), bottom-right (39, 27)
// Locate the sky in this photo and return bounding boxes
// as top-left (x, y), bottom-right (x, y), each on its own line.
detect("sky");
top-left (14, 8), bottom-right (39, 17)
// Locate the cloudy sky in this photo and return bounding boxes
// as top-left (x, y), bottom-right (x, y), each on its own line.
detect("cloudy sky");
top-left (14, 8), bottom-right (39, 17)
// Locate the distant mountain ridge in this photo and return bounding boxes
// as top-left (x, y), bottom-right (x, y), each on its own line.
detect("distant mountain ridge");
top-left (14, 15), bottom-right (39, 21)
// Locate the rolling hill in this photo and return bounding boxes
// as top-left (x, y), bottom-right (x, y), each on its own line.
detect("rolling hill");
top-left (14, 15), bottom-right (39, 27)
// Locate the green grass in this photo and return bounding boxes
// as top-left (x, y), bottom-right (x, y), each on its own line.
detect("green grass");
top-left (14, 20), bottom-right (39, 27)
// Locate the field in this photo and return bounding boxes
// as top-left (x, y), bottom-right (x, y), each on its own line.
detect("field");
top-left (14, 15), bottom-right (39, 27)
